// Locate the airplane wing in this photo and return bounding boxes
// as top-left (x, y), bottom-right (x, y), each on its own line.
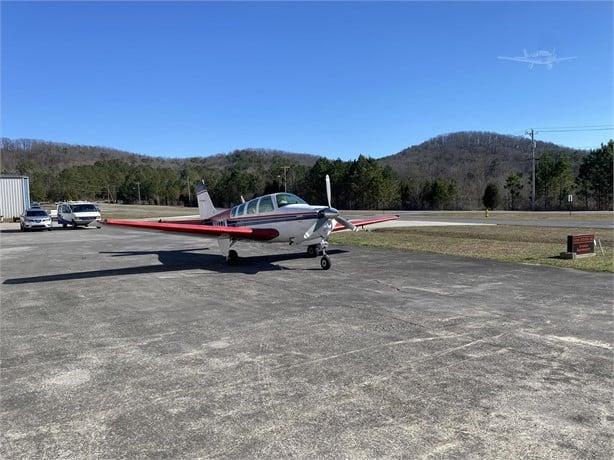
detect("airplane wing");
top-left (552, 56), bottom-right (576, 62)
top-left (102, 219), bottom-right (279, 241)
top-left (332, 214), bottom-right (399, 231)
top-left (497, 56), bottom-right (531, 63)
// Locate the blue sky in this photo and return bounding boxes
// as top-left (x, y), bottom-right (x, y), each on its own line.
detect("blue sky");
top-left (2, 1), bottom-right (612, 159)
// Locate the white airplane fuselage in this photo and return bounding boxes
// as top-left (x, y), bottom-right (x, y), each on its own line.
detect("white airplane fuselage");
top-left (207, 200), bottom-right (336, 245)
top-left (227, 204), bottom-right (334, 244)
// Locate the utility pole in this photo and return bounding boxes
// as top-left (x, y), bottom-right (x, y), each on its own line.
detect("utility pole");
top-left (281, 166), bottom-right (290, 192)
top-left (187, 177), bottom-right (191, 204)
top-left (136, 181), bottom-right (141, 205)
top-left (526, 128), bottom-right (537, 211)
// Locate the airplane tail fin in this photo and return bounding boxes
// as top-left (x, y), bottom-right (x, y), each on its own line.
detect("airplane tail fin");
top-left (195, 181), bottom-right (217, 220)
top-left (523, 48), bottom-right (528, 57)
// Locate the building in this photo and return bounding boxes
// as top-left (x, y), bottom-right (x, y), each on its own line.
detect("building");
top-left (0, 175), bottom-right (31, 221)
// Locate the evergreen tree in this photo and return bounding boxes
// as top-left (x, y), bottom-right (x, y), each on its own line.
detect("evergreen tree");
top-left (578, 141), bottom-right (613, 210)
top-left (482, 183), bottom-right (500, 209)
top-left (504, 173), bottom-right (523, 210)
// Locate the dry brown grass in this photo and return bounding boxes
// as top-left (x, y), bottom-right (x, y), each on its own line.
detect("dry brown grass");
top-left (332, 225), bottom-right (614, 272)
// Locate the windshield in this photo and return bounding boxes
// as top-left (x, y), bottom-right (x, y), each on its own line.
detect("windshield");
top-left (72, 204), bottom-right (98, 213)
top-left (275, 193), bottom-right (306, 208)
top-left (26, 210), bottom-right (48, 217)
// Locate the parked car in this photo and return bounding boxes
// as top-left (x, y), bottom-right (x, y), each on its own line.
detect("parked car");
top-left (30, 202), bottom-right (42, 208)
top-left (57, 202), bottom-right (101, 228)
top-left (20, 208), bottom-right (52, 231)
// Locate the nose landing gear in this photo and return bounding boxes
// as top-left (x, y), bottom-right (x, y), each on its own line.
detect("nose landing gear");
top-left (320, 254), bottom-right (331, 270)
top-left (307, 241), bottom-right (332, 270)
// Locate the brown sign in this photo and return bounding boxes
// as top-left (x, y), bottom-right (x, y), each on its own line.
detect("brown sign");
top-left (567, 234), bottom-right (595, 255)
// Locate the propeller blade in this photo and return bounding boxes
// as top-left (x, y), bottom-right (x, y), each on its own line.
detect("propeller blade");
top-left (325, 174), bottom-right (331, 208)
top-left (304, 218), bottom-right (328, 240)
top-left (335, 215), bottom-right (356, 231)
top-left (303, 221), bottom-right (317, 240)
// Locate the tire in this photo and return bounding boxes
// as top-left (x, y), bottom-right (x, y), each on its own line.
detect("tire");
top-left (307, 245), bottom-right (318, 257)
top-left (228, 249), bottom-right (239, 262)
top-left (320, 255), bottom-right (331, 270)
top-left (62, 223), bottom-right (67, 228)
top-left (20, 224), bottom-right (25, 232)
top-left (72, 221), bottom-right (78, 229)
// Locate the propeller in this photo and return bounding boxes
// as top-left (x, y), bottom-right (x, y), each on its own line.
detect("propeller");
top-left (304, 175), bottom-right (355, 239)
top-left (335, 215), bottom-right (356, 231)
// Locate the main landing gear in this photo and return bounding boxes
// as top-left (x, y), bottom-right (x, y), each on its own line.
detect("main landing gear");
top-left (307, 242), bottom-right (331, 270)
top-left (228, 249), bottom-right (239, 263)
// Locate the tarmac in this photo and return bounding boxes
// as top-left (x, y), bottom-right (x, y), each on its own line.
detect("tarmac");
top-left (1, 223), bottom-right (613, 458)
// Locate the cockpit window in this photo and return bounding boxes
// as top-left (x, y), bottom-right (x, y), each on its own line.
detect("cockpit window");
top-left (230, 206), bottom-right (238, 218)
top-left (275, 193), bottom-right (306, 208)
top-left (258, 196), bottom-right (274, 213)
top-left (236, 203), bottom-right (245, 216)
top-left (246, 199), bottom-right (258, 214)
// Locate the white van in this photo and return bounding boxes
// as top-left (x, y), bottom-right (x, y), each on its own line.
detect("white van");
top-left (57, 201), bottom-right (101, 228)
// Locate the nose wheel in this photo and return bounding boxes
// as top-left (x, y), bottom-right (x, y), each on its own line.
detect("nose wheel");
top-left (310, 241), bottom-right (331, 270)
top-left (320, 254), bottom-right (331, 270)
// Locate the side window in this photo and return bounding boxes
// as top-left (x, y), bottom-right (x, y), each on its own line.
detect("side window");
top-left (258, 196), bottom-right (274, 213)
top-left (246, 200), bottom-right (258, 215)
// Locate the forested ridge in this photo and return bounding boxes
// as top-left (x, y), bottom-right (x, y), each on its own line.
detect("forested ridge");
top-left (1, 132), bottom-right (612, 210)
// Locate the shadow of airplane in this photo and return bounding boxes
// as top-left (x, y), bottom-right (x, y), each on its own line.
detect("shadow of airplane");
top-left (3, 248), bottom-right (348, 284)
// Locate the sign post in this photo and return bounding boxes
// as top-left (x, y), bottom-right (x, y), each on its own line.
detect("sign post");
top-left (567, 194), bottom-right (573, 216)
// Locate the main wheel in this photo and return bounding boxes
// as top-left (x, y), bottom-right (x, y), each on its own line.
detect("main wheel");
top-left (320, 255), bottom-right (331, 270)
top-left (228, 249), bottom-right (239, 262)
top-left (62, 223), bottom-right (67, 228)
top-left (307, 245), bottom-right (318, 257)
top-left (72, 221), bottom-right (78, 229)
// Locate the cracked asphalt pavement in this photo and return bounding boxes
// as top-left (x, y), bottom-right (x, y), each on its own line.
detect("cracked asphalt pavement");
top-left (1, 224), bottom-right (612, 457)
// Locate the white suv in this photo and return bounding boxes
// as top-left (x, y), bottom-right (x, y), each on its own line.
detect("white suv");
top-left (57, 202), bottom-right (101, 228)
top-left (20, 208), bottom-right (53, 231)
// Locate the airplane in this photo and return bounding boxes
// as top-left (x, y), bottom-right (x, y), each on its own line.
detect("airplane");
top-left (497, 49), bottom-right (576, 70)
top-left (103, 175), bottom-right (399, 270)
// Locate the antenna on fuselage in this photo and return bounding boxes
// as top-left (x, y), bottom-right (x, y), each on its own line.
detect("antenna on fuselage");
top-left (240, 195), bottom-right (245, 204)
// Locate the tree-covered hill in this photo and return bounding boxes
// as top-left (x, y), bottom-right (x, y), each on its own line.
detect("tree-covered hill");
top-left (0, 138), bottom-right (319, 172)
top-left (378, 131), bottom-right (588, 208)
top-left (1, 133), bottom-right (610, 210)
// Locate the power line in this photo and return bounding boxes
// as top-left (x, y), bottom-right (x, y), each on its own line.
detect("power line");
top-left (511, 125), bottom-right (613, 136)
top-left (536, 127), bottom-right (614, 133)
top-left (533, 123), bottom-right (614, 130)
